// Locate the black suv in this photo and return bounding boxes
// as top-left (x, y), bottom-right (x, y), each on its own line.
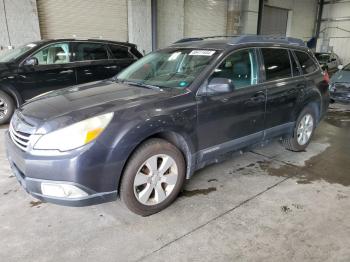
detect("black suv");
top-left (0, 39), bottom-right (142, 124)
top-left (5, 35), bottom-right (329, 216)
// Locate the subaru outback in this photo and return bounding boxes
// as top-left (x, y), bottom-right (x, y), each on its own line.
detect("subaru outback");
top-left (5, 35), bottom-right (329, 216)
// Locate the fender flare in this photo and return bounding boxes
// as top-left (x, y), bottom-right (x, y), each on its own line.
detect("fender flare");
top-left (0, 84), bottom-right (23, 107)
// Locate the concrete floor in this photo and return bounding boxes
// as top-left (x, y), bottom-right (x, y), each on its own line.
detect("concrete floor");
top-left (0, 103), bottom-right (349, 262)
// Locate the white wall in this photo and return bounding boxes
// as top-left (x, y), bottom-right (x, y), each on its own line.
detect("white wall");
top-left (0, 0), bottom-right (40, 50)
top-left (128, 0), bottom-right (152, 55)
top-left (263, 0), bottom-right (317, 40)
top-left (157, 0), bottom-right (184, 48)
top-left (241, 0), bottom-right (259, 34)
top-left (317, 1), bottom-right (350, 65)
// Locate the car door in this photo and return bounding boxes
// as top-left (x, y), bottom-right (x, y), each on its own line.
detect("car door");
top-left (16, 42), bottom-right (76, 101)
top-left (106, 44), bottom-right (137, 76)
top-left (73, 42), bottom-right (112, 84)
top-left (196, 48), bottom-right (266, 163)
top-left (260, 48), bottom-right (305, 137)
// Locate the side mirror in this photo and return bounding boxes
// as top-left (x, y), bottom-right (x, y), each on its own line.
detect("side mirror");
top-left (207, 77), bottom-right (234, 94)
top-left (338, 65), bottom-right (344, 70)
top-left (24, 57), bottom-right (38, 66)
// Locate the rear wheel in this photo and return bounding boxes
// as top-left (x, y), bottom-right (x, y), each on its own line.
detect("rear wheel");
top-left (120, 138), bottom-right (186, 216)
top-left (282, 106), bottom-right (316, 152)
top-left (0, 91), bottom-right (15, 125)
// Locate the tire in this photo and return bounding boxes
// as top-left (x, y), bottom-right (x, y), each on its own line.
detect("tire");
top-left (281, 106), bottom-right (316, 152)
top-left (0, 90), bottom-right (15, 125)
top-left (120, 138), bottom-right (186, 216)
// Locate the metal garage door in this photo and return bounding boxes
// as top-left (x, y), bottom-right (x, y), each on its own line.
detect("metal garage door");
top-left (37, 0), bottom-right (128, 41)
top-left (184, 0), bottom-right (227, 37)
top-left (260, 6), bottom-right (288, 36)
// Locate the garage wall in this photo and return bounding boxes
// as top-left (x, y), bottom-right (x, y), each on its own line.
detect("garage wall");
top-left (184, 0), bottom-right (228, 38)
top-left (241, 0), bottom-right (259, 34)
top-left (128, 0), bottom-right (152, 54)
top-left (262, 0), bottom-right (317, 40)
top-left (157, 0), bottom-right (184, 48)
top-left (37, 0), bottom-right (128, 41)
top-left (317, 1), bottom-right (350, 65)
top-left (0, 0), bottom-right (40, 50)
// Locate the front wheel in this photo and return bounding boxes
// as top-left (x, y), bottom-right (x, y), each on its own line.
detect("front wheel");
top-left (282, 106), bottom-right (316, 152)
top-left (120, 138), bottom-right (186, 216)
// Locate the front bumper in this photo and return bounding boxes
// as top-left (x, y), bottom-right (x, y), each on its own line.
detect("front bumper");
top-left (5, 131), bottom-right (119, 206)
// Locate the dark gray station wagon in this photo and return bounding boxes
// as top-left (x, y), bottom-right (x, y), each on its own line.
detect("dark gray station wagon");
top-left (6, 35), bottom-right (329, 216)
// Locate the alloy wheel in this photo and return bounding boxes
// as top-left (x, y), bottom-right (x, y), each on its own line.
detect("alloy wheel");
top-left (297, 113), bottom-right (314, 146)
top-left (0, 98), bottom-right (8, 120)
top-left (133, 154), bottom-right (178, 206)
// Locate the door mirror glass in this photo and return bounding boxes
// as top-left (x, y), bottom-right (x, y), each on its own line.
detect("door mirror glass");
top-left (338, 65), bottom-right (344, 70)
top-left (23, 57), bottom-right (38, 66)
top-left (207, 77), bottom-right (234, 94)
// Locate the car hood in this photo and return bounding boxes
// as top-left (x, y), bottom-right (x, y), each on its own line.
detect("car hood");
top-left (330, 70), bottom-right (350, 84)
top-left (0, 62), bottom-right (11, 72)
top-left (18, 79), bottom-right (185, 133)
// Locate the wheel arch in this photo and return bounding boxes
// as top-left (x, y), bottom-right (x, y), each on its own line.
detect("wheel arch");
top-left (117, 130), bottom-right (196, 191)
top-left (0, 84), bottom-right (23, 107)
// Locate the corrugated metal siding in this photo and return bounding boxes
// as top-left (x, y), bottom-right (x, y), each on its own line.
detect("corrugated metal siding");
top-left (37, 0), bottom-right (128, 41)
top-left (184, 0), bottom-right (227, 37)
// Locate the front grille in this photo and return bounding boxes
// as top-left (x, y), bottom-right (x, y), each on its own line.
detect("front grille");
top-left (9, 122), bottom-right (32, 151)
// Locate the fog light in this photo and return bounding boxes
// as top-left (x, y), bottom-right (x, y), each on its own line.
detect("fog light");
top-left (41, 183), bottom-right (88, 199)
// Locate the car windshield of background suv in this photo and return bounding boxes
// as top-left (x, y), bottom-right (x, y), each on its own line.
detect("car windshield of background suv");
top-left (0, 43), bottom-right (37, 63)
top-left (117, 49), bottom-right (218, 89)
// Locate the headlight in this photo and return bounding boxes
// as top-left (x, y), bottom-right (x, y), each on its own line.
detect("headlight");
top-left (34, 112), bottom-right (114, 151)
top-left (329, 83), bottom-right (336, 92)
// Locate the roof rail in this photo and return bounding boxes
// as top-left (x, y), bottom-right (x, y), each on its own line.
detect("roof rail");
top-left (231, 35), bottom-right (305, 47)
top-left (174, 35), bottom-right (238, 44)
top-left (173, 34), bottom-right (306, 47)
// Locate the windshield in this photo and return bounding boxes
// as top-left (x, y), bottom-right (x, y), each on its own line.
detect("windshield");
top-left (117, 49), bottom-right (217, 89)
top-left (343, 64), bottom-right (350, 71)
top-left (315, 53), bottom-right (330, 63)
top-left (0, 43), bottom-right (37, 63)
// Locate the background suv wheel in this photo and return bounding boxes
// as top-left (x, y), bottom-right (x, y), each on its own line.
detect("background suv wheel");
top-left (120, 138), bottom-right (186, 216)
top-left (0, 91), bottom-right (15, 125)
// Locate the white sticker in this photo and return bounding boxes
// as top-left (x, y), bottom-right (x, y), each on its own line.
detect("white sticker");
top-left (189, 50), bottom-right (216, 56)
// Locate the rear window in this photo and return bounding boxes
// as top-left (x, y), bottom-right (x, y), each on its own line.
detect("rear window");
top-left (261, 48), bottom-right (291, 81)
top-left (109, 45), bottom-right (133, 59)
top-left (295, 51), bottom-right (318, 74)
top-left (75, 43), bottom-right (109, 61)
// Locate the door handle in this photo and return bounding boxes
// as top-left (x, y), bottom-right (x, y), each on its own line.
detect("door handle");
top-left (104, 65), bottom-right (118, 69)
top-left (249, 91), bottom-right (266, 103)
top-left (60, 69), bottom-right (73, 74)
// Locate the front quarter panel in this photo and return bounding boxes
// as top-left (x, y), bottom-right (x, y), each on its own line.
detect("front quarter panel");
top-left (97, 90), bottom-right (198, 187)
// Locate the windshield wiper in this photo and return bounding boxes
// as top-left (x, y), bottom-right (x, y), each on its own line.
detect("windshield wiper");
top-left (122, 80), bottom-right (161, 90)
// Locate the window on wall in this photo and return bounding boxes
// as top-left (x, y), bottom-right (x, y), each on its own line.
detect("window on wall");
top-left (32, 43), bottom-right (70, 65)
top-left (211, 49), bottom-right (258, 90)
top-left (295, 51), bottom-right (318, 74)
top-left (75, 43), bottom-right (109, 61)
top-left (261, 48), bottom-right (291, 81)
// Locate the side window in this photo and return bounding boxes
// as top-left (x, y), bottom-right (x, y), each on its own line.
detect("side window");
top-left (295, 51), bottom-right (318, 74)
top-left (290, 51), bottom-right (300, 77)
top-left (75, 43), bottom-right (109, 61)
top-left (109, 45), bottom-right (133, 59)
top-left (261, 48), bottom-right (291, 81)
top-left (211, 49), bottom-right (258, 90)
top-left (32, 43), bottom-right (70, 65)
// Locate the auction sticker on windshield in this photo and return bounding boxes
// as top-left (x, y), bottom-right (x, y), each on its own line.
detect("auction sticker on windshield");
top-left (189, 50), bottom-right (216, 56)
